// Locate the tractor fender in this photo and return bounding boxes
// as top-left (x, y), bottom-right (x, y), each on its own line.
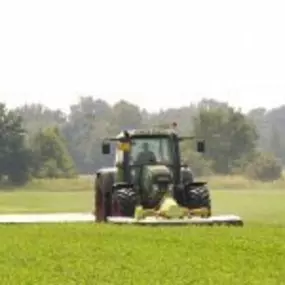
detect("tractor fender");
top-left (180, 166), bottom-right (194, 185)
top-left (94, 167), bottom-right (116, 222)
top-left (95, 167), bottom-right (116, 194)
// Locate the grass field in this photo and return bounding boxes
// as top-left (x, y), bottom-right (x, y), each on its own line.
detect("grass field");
top-left (0, 173), bottom-right (284, 192)
top-left (0, 176), bottom-right (284, 284)
top-left (0, 189), bottom-right (284, 226)
top-left (0, 223), bottom-right (284, 285)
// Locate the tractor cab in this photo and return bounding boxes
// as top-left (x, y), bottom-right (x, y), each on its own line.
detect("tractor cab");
top-left (115, 134), bottom-right (175, 202)
top-left (100, 124), bottom-right (205, 209)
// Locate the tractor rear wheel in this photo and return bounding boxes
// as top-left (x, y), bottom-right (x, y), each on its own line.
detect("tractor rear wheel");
top-left (112, 188), bottom-right (137, 217)
top-left (95, 174), bottom-right (112, 222)
top-left (184, 183), bottom-right (211, 217)
top-left (95, 176), bottom-right (105, 222)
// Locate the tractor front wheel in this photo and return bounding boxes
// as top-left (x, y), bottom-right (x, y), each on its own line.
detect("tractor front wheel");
top-left (111, 188), bottom-right (137, 217)
top-left (184, 183), bottom-right (212, 217)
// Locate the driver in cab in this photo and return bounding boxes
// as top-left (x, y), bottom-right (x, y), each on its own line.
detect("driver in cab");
top-left (135, 142), bottom-right (157, 165)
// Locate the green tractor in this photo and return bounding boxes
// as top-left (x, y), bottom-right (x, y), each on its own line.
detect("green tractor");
top-left (94, 123), bottom-right (243, 226)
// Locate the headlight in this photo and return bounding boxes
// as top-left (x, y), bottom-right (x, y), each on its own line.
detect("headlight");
top-left (168, 184), bottom-right (174, 190)
top-left (153, 184), bottom-right (159, 192)
top-left (168, 184), bottom-right (174, 194)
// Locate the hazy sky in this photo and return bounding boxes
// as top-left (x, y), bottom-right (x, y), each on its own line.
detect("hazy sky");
top-left (0, 0), bottom-right (284, 113)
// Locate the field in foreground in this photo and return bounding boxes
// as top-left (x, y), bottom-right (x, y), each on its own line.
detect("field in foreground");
top-left (0, 177), bottom-right (285, 284)
top-left (0, 223), bottom-right (285, 284)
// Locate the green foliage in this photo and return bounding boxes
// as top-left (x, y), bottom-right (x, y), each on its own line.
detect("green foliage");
top-left (61, 97), bottom-right (115, 173)
top-left (193, 103), bottom-right (258, 174)
top-left (269, 126), bottom-right (283, 161)
top-left (244, 152), bottom-right (283, 182)
top-left (109, 100), bottom-right (143, 132)
top-left (0, 103), bottom-right (32, 185)
top-left (14, 103), bottom-right (67, 135)
top-left (248, 106), bottom-right (285, 164)
top-left (5, 96), bottom-right (285, 186)
top-left (31, 126), bottom-right (77, 178)
top-left (181, 142), bottom-right (213, 176)
top-left (8, 97), bottom-right (285, 177)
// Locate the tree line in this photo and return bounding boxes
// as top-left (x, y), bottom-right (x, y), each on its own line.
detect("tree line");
top-left (0, 97), bottom-right (284, 185)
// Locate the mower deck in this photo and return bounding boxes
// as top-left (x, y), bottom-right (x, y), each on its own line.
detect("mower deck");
top-left (108, 214), bottom-right (244, 226)
top-left (0, 213), bottom-right (243, 226)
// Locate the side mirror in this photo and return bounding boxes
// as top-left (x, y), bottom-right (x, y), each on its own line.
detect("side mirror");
top-left (102, 142), bottom-right (111, 154)
top-left (197, 141), bottom-right (205, 153)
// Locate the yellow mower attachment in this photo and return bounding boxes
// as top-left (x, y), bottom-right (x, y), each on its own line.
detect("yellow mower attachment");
top-left (134, 197), bottom-right (210, 220)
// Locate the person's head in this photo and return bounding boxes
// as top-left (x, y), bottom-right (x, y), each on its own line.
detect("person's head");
top-left (142, 142), bottom-right (149, 151)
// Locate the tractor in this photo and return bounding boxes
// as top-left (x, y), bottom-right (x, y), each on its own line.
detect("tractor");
top-left (94, 123), bottom-right (243, 226)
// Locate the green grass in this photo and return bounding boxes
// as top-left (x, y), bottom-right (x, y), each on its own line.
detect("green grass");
top-left (0, 187), bottom-right (285, 226)
top-left (0, 191), bottom-right (93, 213)
top-left (1, 188), bottom-right (285, 226)
top-left (0, 177), bottom-right (92, 192)
top-left (0, 178), bottom-right (285, 284)
top-left (204, 174), bottom-right (285, 190)
top-left (1, 174), bottom-right (285, 192)
top-left (0, 224), bottom-right (284, 284)
top-left (212, 190), bottom-right (285, 226)
top-left (2, 174), bottom-right (285, 193)
top-left (0, 178), bottom-right (93, 212)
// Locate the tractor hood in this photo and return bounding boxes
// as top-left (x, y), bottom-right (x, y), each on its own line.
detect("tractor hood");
top-left (140, 164), bottom-right (173, 208)
top-left (144, 164), bottom-right (173, 184)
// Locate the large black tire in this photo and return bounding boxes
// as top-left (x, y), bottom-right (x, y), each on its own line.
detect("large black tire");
top-left (94, 173), bottom-right (113, 222)
top-left (112, 188), bottom-right (137, 217)
top-left (95, 175), bottom-right (105, 222)
top-left (184, 183), bottom-right (211, 217)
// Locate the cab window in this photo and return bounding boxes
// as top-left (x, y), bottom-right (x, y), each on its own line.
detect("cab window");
top-left (130, 137), bottom-right (172, 164)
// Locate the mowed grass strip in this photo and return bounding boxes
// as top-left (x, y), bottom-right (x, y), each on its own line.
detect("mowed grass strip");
top-left (0, 224), bottom-right (284, 285)
top-left (0, 189), bottom-right (285, 226)
top-left (0, 177), bottom-right (93, 192)
top-left (0, 190), bottom-right (93, 213)
top-left (0, 177), bottom-right (93, 212)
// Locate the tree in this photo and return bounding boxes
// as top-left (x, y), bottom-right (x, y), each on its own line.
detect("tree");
top-left (109, 100), bottom-right (143, 133)
top-left (31, 126), bottom-right (76, 178)
top-left (245, 151), bottom-right (283, 181)
top-left (247, 106), bottom-right (285, 165)
top-left (193, 104), bottom-right (258, 174)
top-left (0, 103), bottom-right (32, 184)
top-left (62, 96), bottom-right (114, 173)
top-left (14, 103), bottom-right (67, 135)
top-left (181, 142), bottom-right (213, 176)
top-left (269, 127), bottom-right (283, 161)
top-left (10, 96), bottom-right (285, 175)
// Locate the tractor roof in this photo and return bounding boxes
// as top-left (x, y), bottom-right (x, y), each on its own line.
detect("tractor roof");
top-left (115, 127), bottom-right (177, 138)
